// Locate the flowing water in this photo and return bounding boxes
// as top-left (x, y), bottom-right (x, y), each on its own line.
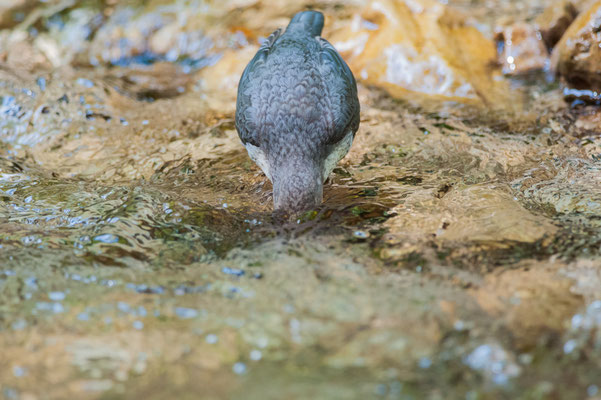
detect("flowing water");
top-left (1, 0), bottom-right (601, 399)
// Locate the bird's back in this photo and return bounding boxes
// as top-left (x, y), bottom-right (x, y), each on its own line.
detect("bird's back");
top-left (235, 10), bottom-right (360, 211)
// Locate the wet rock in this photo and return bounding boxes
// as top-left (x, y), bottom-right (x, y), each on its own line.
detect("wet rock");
top-left (382, 184), bottom-right (557, 256)
top-left (86, 2), bottom-right (244, 68)
top-left (0, 33), bottom-right (52, 73)
top-left (0, 0), bottom-right (34, 29)
top-left (463, 342), bottom-right (521, 385)
top-left (440, 185), bottom-right (556, 244)
top-left (495, 22), bottom-right (548, 75)
top-left (196, 47), bottom-right (257, 112)
top-left (330, 0), bottom-right (509, 106)
top-left (104, 62), bottom-right (195, 100)
top-left (536, 0), bottom-right (578, 50)
top-left (471, 265), bottom-right (583, 348)
top-left (553, 0), bottom-right (601, 94)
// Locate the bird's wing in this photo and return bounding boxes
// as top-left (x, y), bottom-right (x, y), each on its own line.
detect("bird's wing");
top-left (317, 37), bottom-right (360, 145)
top-left (235, 28), bottom-right (282, 147)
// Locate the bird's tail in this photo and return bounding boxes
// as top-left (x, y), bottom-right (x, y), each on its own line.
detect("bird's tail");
top-left (287, 11), bottom-right (324, 37)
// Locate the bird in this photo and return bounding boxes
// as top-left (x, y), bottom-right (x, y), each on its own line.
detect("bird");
top-left (235, 10), bottom-right (360, 213)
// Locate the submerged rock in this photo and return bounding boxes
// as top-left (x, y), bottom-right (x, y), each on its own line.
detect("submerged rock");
top-left (330, 0), bottom-right (509, 106)
top-left (553, 0), bottom-right (601, 94)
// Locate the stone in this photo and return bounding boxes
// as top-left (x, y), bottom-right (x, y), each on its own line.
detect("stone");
top-left (495, 22), bottom-right (548, 75)
top-left (536, 0), bottom-right (578, 49)
top-left (552, 0), bottom-right (601, 92)
top-left (330, 0), bottom-right (510, 106)
top-left (0, 0), bottom-right (30, 29)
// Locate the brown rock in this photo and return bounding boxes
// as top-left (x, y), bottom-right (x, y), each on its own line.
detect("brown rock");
top-left (553, 0), bottom-right (601, 92)
top-left (329, 0), bottom-right (510, 106)
top-left (0, 0), bottom-right (30, 29)
top-left (536, 1), bottom-right (578, 50)
top-left (495, 22), bottom-right (548, 75)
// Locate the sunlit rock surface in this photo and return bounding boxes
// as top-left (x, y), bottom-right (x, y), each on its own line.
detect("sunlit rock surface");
top-left (330, 0), bottom-right (510, 106)
top-left (553, 0), bottom-right (601, 92)
top-left (495, 21), bottom-right (548, 75)
top-left (536, 0), bottom-right (578, 49)
top-left (1, 0), bottom-right (601, 399)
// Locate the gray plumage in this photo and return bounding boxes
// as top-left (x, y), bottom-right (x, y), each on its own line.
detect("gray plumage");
top-left (235, 10), bottom-right (360, 212)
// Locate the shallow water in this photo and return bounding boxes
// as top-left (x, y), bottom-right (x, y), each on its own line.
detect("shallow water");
top-left (1, 0), bottom-right (601, 399)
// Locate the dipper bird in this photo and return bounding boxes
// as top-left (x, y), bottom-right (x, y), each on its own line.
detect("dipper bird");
top-left (235, 10), bottom-right (360, 212)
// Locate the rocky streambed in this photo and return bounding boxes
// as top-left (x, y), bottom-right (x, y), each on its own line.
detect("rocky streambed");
top-left (1, 0), bottom-right (601, 399)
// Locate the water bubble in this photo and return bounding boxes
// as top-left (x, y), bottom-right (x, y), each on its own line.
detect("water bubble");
top-left (572, 314), bottom-right (584, 329)
top-left (205, 334), bottom-right (218, 344)
top-left (353, 230), bottom-right (368, 239)
top-left (222, 267), bottom-right (245, 277)
top-left (127, 283), bottom-right (165, 294)
top-left (93, 233), bottom-right (119, 243)
top-left (389, 381), bottom-right (402, 395)
top-left (11, 319), bottom-right (27, 331)
top-left (174, 284), bottom-right (208, 295)
top-left (24, 276), bottom-right (38, 288)
top-left (117, 302), bottom-right (131, 313)
top-left (453, 320), bottom-right (466, 331)
top-left (588, 385), bottom-right (599, 397)
top-left (250, 350), bottom-right (262, 361)
top-left (132, 320), bottom-right (144, 330)
top-left (48, 291), bottom-right (66, 301)
top-left (375, 384), bottom-right (387, 396)
top-left (464, 343), bottom-right (520, 385)
top-left (142, 120), bottom-right (149, 125)
top-left (174, 307), bottom-right (198, 319)
top-left (76, 78), bottom-right (95, 88)
top-left (12, 366), bottom-right (27, 378)
top-left (232, 362), bottom-right (247, 375)
top-left (101, 279), bottom-right (117, 287)
top-left (36, 77), bottom-right (46, 92)
top-left (36, 302), bottom-right (65, 314)
top-left (257, 337), bottom-right (268, 348)
top-left (77, 312), bottom-right (90, 321)
top-left (418, 357), bottom-right (432, 369)
top-left (21, 235), bottom-right (40, 245)
top-left (563, 339), bottom-right (577, 354)
top-left (3, 388), bottom-right (18, 400)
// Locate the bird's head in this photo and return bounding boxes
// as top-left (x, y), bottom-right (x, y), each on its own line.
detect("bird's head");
top-left (270, 153), bottom-right (323, 213)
